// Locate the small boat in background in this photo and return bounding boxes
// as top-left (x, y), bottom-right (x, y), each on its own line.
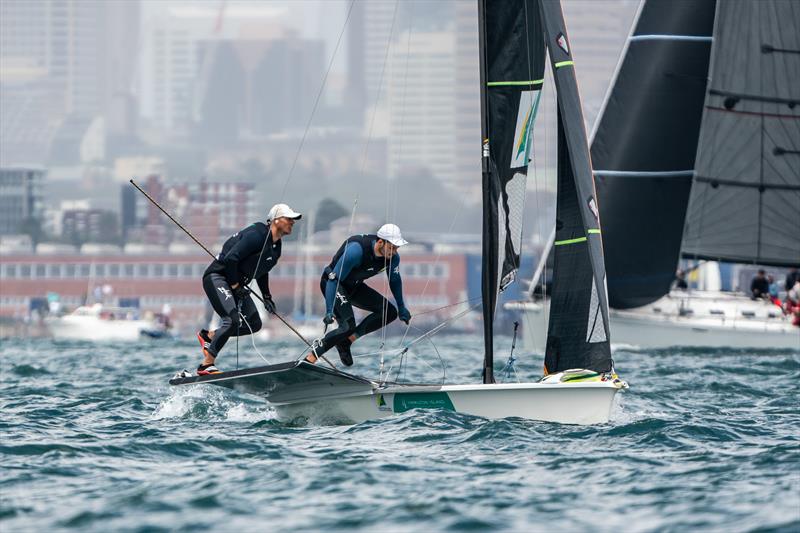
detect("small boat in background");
top-left (45, 303), bottom-right (169, 342)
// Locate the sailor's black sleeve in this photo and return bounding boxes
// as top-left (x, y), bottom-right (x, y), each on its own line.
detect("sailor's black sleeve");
top-left (222, 230), bottom-right (264, 285)
top-left (256, 274), bottom-right (271, 299)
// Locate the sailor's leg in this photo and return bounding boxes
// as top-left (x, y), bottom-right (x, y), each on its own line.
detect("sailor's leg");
top-left (316, 289), bottom-right (356, 356)
top-left (233, 295), bottom-right (262, 336)
top-left (350, 284), bottom-right (397, 339)
top-left (203, 273), bottom-right (239, 358)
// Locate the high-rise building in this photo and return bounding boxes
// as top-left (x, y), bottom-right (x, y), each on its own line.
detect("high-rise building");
top-left (387, 31), bottom-right (457, 185)
top-left (359, 0), bottom-right (398, 111)
top-left (0, 0), bottom-right (141, 164)
top-left (194, 37), bottom-right (325, 143)
top-left (0, 167), bottom-right (46, 236)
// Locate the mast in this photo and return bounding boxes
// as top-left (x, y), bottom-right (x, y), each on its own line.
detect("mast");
top-left (478, 0), bottom-right (494, 384)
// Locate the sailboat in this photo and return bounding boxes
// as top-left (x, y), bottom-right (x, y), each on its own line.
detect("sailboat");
top-left (512, 0), bottom-right (800, 351)
top-left (169, 0), bottom-right (627, 425)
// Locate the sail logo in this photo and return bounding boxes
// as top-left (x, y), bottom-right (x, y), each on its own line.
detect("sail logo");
top-left (510, 91), bottom-right (541, 168)
top-left (587, 196), bottom-right (599, 220)
top-left (556, 33), bottom-right (569, 55)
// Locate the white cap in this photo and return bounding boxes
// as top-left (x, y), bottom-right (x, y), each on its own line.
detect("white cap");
top-left (267, 203), bottom-right (302, 221)
top-left (377, 223), bottom-right (408, 247)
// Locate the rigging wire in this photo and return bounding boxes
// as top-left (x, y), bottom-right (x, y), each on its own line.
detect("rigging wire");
top-left (231, 1), bottom-right (356, 368)
top-left (279, 0), bottom-right (357, 201)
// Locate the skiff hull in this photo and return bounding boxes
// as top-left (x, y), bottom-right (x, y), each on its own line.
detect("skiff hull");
top-left (169, 361), bottom-right (623, 426)
top-left (272, 382), bottom-right (621, 426)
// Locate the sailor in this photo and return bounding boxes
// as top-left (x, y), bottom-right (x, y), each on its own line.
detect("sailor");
top-left (196, 204), bottom-right (302, 375)
top-left (673, 269), bottom-right (689, 290)
top-left (307, 224), bottom-right (412, 366)
top-left (750, 269), bottom-right (770, 300)
top-left (785, 268), bottom-right (800, 293)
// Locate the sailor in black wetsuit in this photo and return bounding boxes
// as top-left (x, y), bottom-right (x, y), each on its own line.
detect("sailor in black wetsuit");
top-left (308, 224), bottom-right (411, 366)
top-left (196, 204), bottom-right (302, 375)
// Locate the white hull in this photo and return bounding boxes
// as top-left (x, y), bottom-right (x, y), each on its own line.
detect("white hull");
top-left (45, 308), bottom-right (159, 342)
top-left (508, 291), bottom-right (800, 351)
top-left (171, 362), bottom-right (624, 426)
top-left (273, 381), bottom-right (621, 425)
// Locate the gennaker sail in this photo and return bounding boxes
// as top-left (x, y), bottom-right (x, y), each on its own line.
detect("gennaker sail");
top-left (593, 0), bottom-right (799, 310)
top-left (591, 0), bottom-right (717, 309)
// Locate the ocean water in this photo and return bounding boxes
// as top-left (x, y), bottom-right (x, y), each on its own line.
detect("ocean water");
top-left (1, 334), bottom-right (798, 532)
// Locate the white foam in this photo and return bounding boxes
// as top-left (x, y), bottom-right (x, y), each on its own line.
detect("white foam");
top-left (225, 402), bottom-right (276, 423)
top-left (150, 385), bottom-right (215, 420)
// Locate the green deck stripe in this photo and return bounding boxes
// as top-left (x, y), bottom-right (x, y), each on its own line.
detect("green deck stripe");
top-left (588, 229), bottom-right (601, 234)
top-left (487, 79), bottom-right (544, 87)
top-left (554, 60), bottom-right (575, 68)
top-left (554, 236), bottom-right (587, 246)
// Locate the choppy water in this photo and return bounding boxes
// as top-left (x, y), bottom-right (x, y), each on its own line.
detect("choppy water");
top-left (1, 335), bottom-right (799, 532)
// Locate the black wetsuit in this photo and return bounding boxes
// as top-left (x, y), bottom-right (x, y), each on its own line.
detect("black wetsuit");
top-left (202, 222), bottom-right (280, 357)
top-left (315, 234), bottom-right (406, 357)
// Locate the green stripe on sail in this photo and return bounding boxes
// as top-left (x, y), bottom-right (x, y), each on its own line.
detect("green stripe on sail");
top-left (487, 79), bottom-right (544, 87)
top-left (554, 60), bottom-right (574, 68)
top-left (554, 230), bottom-right (601, 246)
top-left (555, 236), bottom-right (587, 246)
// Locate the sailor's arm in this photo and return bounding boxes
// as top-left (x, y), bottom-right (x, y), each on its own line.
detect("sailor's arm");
top-left (388, 255), bottom-right (411, 323)
top-left (256, 274), bottom-right (276, 313)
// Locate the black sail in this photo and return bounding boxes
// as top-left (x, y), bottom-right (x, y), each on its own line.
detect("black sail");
top-left (591, 0), bottom-right (716, 309)
top-left (540, 0), bottom-right (612, 374)
top-left (682, 0), bottom-right (800, 266)
top-left (479, 0), bottom-right (545, 383)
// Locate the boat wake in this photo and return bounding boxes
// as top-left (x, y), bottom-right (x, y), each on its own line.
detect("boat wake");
top-left (151, 386), bottom-right (275, 423)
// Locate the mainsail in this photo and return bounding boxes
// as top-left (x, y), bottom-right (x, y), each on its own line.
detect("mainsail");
top-left (479, 0), bottom-right (545, 383)
top-left (479, 0), bottom-right (613, 380)
top-left (591, 0), bottom-right (717, 309)
top-left (540, 0), bottom-right (612, 374)
top-left (682, 0), bottom-right (800, 266)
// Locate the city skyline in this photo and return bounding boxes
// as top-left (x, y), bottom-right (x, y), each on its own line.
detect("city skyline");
top-left (1, 0), bottom-right (639, 245)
